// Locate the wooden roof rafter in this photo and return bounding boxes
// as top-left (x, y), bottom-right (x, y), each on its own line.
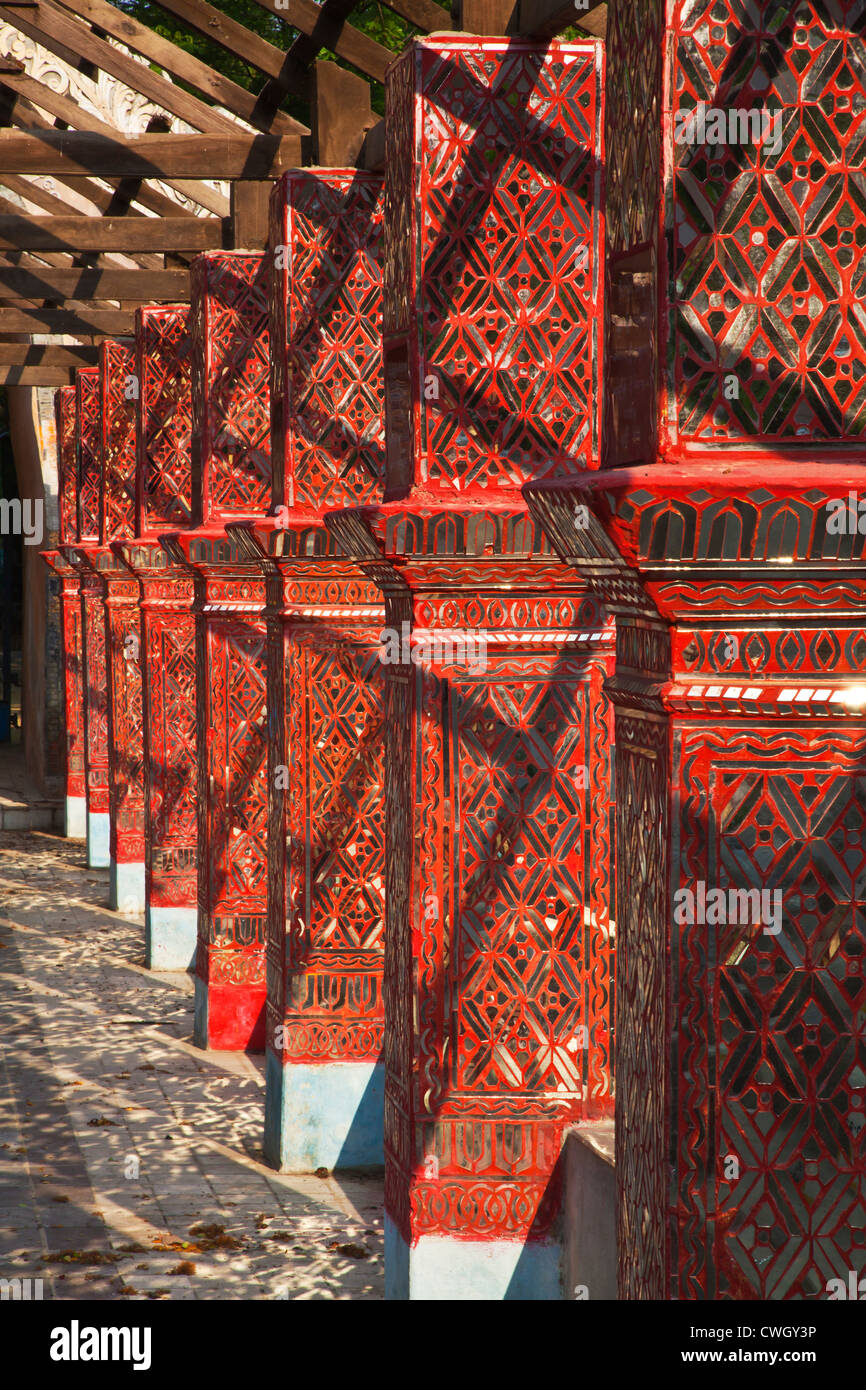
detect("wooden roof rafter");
top-left (51, 0), bottom-right (309, 134)
top-left (0, 0), bottom-right (608, 379)
top-left (0, 51), bottom-right (230, 218)
top-left (0, 67), bottom-right (205, 271)
top-left (0, 0), bottom-right (258, 136)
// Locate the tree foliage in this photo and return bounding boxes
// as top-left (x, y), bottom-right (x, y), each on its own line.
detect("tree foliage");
top-left (116, 0), bottom-right (418, 119)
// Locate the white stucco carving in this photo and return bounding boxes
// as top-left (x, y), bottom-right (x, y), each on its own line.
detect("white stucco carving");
top-left (0, 21), bottom-right (235, 212)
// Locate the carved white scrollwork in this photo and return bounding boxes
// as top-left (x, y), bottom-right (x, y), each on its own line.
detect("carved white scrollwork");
top-left (0, 21), bottom-right (234, 212)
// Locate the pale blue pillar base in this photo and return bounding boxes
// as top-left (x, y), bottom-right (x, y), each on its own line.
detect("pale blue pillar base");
top-left (65, 796), bottom-right (86, 840)
top-left (384, 1214), bottom-right (563, 1300)
top-left (146, 905), bottom-right (197, 972)
top-left (264, 1051), bottom-right (384, 1172)
top-left (562, 1122), bottom-right (616, 1300)
top-left (86, 811), bottom-right (110, 868)
top-left (109, 859), bottom-right (146, 917)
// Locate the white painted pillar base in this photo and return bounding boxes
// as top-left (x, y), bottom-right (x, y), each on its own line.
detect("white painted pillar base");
top-left (109, 859), bottom-right (146, 917)
top-left (146, 905), bottom-right (197, 972)
top-left (264, 1052), bottom-right (384, 1171)
top-left (384, 1214), bottom-right (563, 1300)
top-left (64, 795), bottom-right (87, 840)
top-left (86, 811), bottom-right (110, 868)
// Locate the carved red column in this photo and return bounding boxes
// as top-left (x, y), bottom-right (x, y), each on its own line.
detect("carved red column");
top-left (526, 0), bottom-right (866, 1301)
top-left (231, 170), bottom-right (388, 1169)
top-left (165, 253), bottom-right (270, 1051)
top-left (64, 366), bottom-right (110, 868)
top-left (329, 38), bottom-right (615, 1298)
top-left (42, 386), bottom-right (87, 838)
top-left (97, 338), bottom-right (146, 917)
top-left (120, 306), bottom-right (197, 970)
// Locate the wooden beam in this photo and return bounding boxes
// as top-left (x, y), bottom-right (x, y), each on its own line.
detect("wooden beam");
top-left (229, 180), bottom-right (271, 250)
top-left (52, 0), bottom-right (308, 135)
top-left (0, 342), bottom-right (98, 365)
top-left (0, 239), bottom-right (163, 273)
top-left (458, 0), bottom-right (519, 32)
top-left (0, 207), bottom-right (196, 265)
top-left (0, 366), bottom-right (73, 383)
top-left (139, 0), bottom-right (309, 108)
top-left (0, 106), bottom-right (166, 271)
top-left (0, 67), bottom-right (228, 218)
top-left (0, 172), bottom-right (197, 254)
top-left (247, 0), bottom-right (392, 84)
top-left (312, 60), bottom-right (374, 167)
top-left (0, 214), bottom-right (226, 251)
top-left (0, 139), bottom-right (182, 272)
top-left (519, 0), bottom-right (607, 35)
top-left (377, 0), bottom-right (450, 31)
top-left (0, 263), bottom-right (188, 299)
top-left (0, 306), bottom-right (134, 332)
top-left (359, 119), bottom-right (385, 172)
top-left (574, 1), bottom-right (607, 37)
top-left (0, 130), bottom-right (302, 177)
top-left (0, 91), bottom-right (181, 259)
top-left (0, 0), bottom-right (246, 137)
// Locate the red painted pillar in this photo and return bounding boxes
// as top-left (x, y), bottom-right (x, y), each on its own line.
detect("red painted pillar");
top-left (120, 306), bottom-right (197, 970)
top-left (526, 0), bottom-right (866, 1300)
top-left (65, 366), bottom-right (111, 868)
top-left (98, 338), bottom-right (146, 917)
top-left (166, 253), bottom-right (271, 1051)
top-left (232, 170), bottom-right (388, 1170)
top-left (328, 37), bottom-right (615, 1298)
top-left (42, 386), bottom-right (86, 838)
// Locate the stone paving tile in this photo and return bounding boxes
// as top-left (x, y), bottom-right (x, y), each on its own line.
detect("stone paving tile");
top-left (0, 829), bottom-right (384, 1300)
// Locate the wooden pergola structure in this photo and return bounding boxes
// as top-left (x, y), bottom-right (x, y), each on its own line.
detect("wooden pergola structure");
top-left (0, 0), bottom-right (606, 386)
top-left (10, 0), bottom-right (866, 1305)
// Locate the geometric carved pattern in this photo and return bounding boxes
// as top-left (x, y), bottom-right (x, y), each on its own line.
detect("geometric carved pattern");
top-left (133, 303), bottom-right (196, 914)
top-left (453, 672), bottom-right (602, 1099)
top-left (679, 624), bottom-right (866, 678)
top-left (270, 171), bottom-right (384, 511)
top-left (674, 729), bottom-right (866, 1298)
top-left (557, 465), bottom-right (866, 1301)
top-left (191, 253), bottom-right (270, 522)
top-left (137, 305), bottom-right (193, 534)
top-left (182, 251), bottom-right (270, 1047)
top-left (197, 609), bottom-right (268, 1039)
top-left (76, 366), bottom-right (101, 542)
top-left (265, 171), bottom-right (387, 1072)
top-left (384, 39), bottom-right (603, 494)
top-left (56, 384), bottom-right (78, 546)
top-left (668, 0), bottom-right (866, 446)
top-left (609, 481), bottom-right (866, 566)
top-left (141, 596), bottom-right (196, 907)
top-left (382, 644), bottom-right (413, 1242)
top-left (53, 388), bottom-right (86, 806)
top-left (100, 339), bottom-right (137, 543)
top-left (59, 567), bottom-right (86, 804)
top-left (45, 546), bottom-right (86, 808)
top-left (72, 367), bottom-right (111, 823)
top-left (274, 626), bottom-right (386, 1064)
top-left (80, 573), bottom-right (109, 818)
top-left (98, 338), bottom-right (144, 867)
top-left (105, 575), bottom-right (145, 865)
top-left (384, 617), bottom-right (615, 1242)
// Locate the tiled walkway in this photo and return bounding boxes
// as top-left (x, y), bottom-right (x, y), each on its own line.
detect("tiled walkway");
top-left (0, 829), bottom-right (383, 1300)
